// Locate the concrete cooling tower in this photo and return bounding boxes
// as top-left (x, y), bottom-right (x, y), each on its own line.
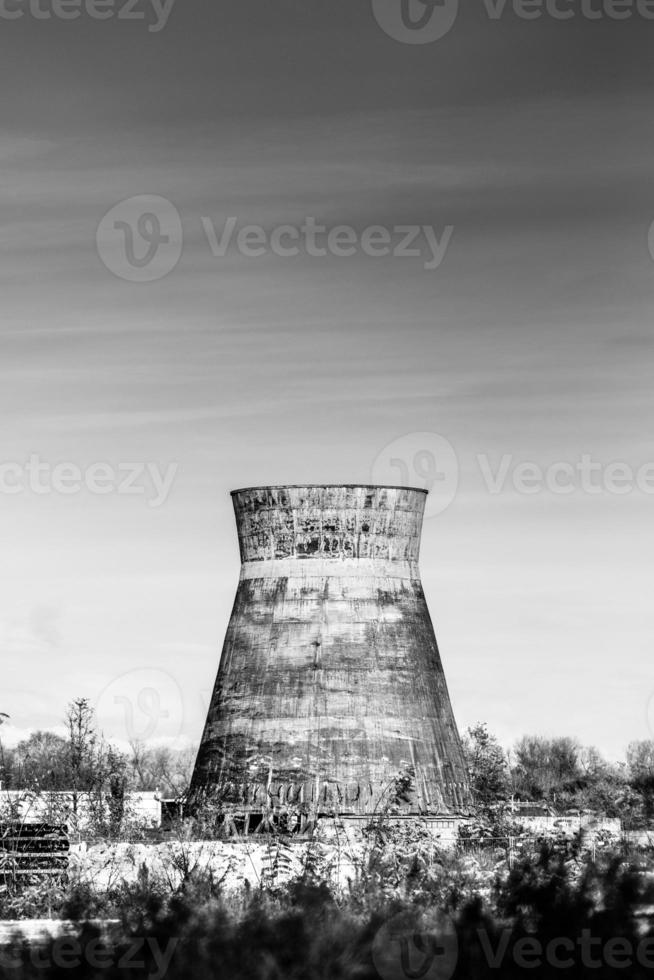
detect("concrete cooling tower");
top-left (190, 485), bottom-right (469, 832)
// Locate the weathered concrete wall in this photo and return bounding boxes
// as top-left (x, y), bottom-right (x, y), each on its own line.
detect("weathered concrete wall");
top-left (65, 825), bottom-right (468, 895)
top-left (511, 815), bottom-right (622, 836)
top-left (0, 792), bottom-right (162, 831)
top-left (68, 839), bottom-right (354, 893)
top-left (191, 485), bottom-right (469, 817)
top-left (233, 485), bottom-right (424, 563)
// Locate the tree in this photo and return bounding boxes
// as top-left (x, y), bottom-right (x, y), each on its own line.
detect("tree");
top-left (66, 697), bottom-right (99, 800)
top-left (627, 740), bottom-right (654, 781)
top-left (0, 712), bottom-right (9, 786)
top-left (63, 698), bottom-right (136, 833)
top-left (575, 745), bottom-right (626, 817)
top-left (128, 740), bottom-right (197, 796)
top-left (626, 740), bottom-right (654, 824)
top-left (15, 731), bottom-right (69, 790)
top-left (512, 735), bottom-right (582, 803)
top-left (104, 746), bottom-right (129, 835)
top-left (462, 723), bottom-right (510, 811)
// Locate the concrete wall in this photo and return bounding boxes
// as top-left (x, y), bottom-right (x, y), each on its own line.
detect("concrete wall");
top-left (0, 791), bottom-right (162, 830)
top-left (508, 814), bottom-right (622, 836)
top-left (191, 485), bottom-right (470, 817)
top-left (67, 821), bottom-right (466, 894)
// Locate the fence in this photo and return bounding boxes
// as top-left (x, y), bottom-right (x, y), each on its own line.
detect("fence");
top-left (0, 824), bottom-right (69, 887)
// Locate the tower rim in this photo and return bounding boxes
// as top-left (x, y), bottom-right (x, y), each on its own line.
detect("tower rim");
top-left (231, 484), bottom-right (428, 496)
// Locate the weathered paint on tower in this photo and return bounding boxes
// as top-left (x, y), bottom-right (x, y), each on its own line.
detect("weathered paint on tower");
top-left (190, 485), bottom-right (469, 819)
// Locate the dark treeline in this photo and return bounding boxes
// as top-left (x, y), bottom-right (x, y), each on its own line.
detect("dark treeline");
top-left (463, 723), bottom-right (654, 828)
top-left (0, 699), bottom-right (195, 800)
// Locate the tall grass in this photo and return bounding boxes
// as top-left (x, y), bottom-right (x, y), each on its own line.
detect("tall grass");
top-left (1, 844), bottom-right (653, 978)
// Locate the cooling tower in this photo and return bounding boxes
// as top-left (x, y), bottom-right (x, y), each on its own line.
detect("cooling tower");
top-left (190, 485), bottom-right (469, 828)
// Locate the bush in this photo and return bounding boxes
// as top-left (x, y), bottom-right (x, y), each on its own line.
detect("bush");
top-left (0, 842), bottom-right (652, 979)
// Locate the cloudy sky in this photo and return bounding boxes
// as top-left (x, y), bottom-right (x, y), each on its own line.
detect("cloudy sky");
top-left (1, 1), bottom-right (653, 761)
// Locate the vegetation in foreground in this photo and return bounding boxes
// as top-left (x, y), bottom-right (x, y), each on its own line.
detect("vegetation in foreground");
top-left (1, 702), bottom-right (654, 976)
top-left (0, 844), bottom-right (653, 978)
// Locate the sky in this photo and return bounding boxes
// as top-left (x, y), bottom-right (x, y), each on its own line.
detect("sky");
top-left (1, 0), bottom-right (653, 763)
